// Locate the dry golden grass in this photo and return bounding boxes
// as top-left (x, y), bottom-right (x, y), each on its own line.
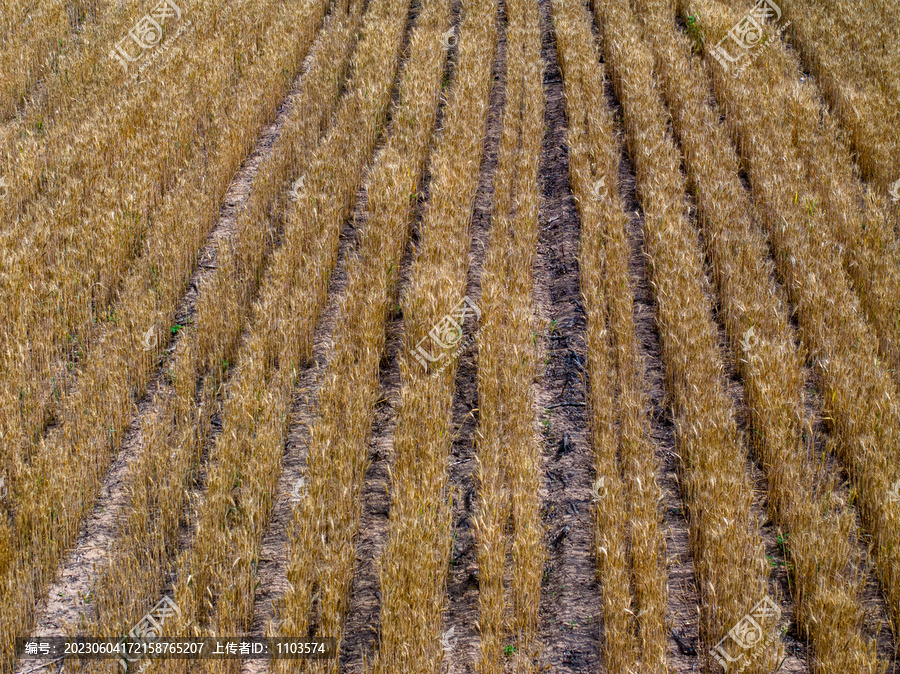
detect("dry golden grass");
top-left (0, 0), bottom-right (112, 120)
top-left (550, 0), bottom-right (668, 669)
top-left (631, 0), bottom-right (883, 669)
top-left (137, 0), bottom-right (412, 669)
top-left (472, 0), bottom-right (543, 667)
top-left (274, 0), bottom-right (452, 667)
top-left (591, 0), bottom-right (782, 670)
top-left (0, 0), bottom-right (335, 666)
top-left (85, 0), bottom-right (362, 659)
top-left (775, 0), bottom-right (900, 193)
top-left (701, 0), bottom-right (900, 389)
top-left (0, 0), bottom-right (300, 480)
top-left (682, 0), bottom-right (900, 653)
top-left (370, 0), bottom-right (497, 668)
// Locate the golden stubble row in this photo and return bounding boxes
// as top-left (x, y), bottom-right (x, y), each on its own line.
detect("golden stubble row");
top-left (682, 0), bottom-right (900, 644)
top-left (137, 0), bottom-right (412, 669)
top-left (473, 0), bottom-right (543, 668)
top-left (0, 0), bottom-right (294, 474)
top-left (699, 0), bottom-right (900, 387)
top-left (631, 0), bottom-right (881, 669)
top-left (275, 0), bottom-right (452, 667)
top-left (0, 0), bottom-right (113, 120)
top-left (591, 0), bottom-right (781, 669)
top-left (773, 0), bottom-right (900, 193)
top-left (370, 0), bottom-right (497, 669)
top-left (0, 0), bottom-right (334, 667)
top-left (550, 0), bottom-right (669, 668)
top-left (82, 0), bottom-right (362, 660)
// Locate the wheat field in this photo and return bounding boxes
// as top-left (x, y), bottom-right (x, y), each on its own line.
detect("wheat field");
top-left (0, 0), bottom-right (898, 671)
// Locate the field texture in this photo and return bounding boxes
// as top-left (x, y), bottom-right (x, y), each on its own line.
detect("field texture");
top-left (1, 0), bottom-right (898, 671)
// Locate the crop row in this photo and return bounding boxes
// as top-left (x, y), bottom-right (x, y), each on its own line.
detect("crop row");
top-left (592, 0), bottom-right (781, 669)
top-left (370, 0), bottom-right (498, 668)
top-left (148, 0), bottom-right (414, 667)
top-left (551, 0), bottom-right (669, 668)
top-left (684, 0), bottom-right (900, 648)
top-left (473, 0), bottom-right (543, 666)
top-left (633, 0), bottom-right (882, 669)
top-left (276, 0), bottom-right (453, 665)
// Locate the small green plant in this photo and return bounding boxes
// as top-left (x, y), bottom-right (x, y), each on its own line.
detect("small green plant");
top-left (685, 14), bottom-right (704, 53)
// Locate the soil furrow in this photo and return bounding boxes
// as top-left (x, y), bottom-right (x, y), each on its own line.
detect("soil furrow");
top-left (532, 1), bottom-right (601, 670)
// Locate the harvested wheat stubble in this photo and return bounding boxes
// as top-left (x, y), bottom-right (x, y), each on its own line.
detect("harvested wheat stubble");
top-left (273, 0), bottom-right (453, 667)
top-left (472, 0), bottom-right (543, 666)
top-left (368, 0), bottom-right (497, 668)
top-left (79, 0), bottom-right (363, 665)
top-left (551, 0), bottom-right (669, 668)
top-left (0, 0), bottom-right (302, 483)
top-left (136, 0), bottom-right (413, 669)
top-left (681, 0), bottom-right (900, 649)
top-left (630, 0), bottom-right (882, 670)
top-left (589, 0), bottom-right (784, 670)
top-left (0, 0), bottom-right (335, 667)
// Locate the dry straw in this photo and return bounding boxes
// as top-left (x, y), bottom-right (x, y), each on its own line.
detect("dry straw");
top-left (632, 0), bottom-right (882, 669)
top-left (681, 0), bottom-right (900, 654)
top-left (591, 0), bottom-right (782, 670)
top-left (370, 0), bottom-right (497, 668)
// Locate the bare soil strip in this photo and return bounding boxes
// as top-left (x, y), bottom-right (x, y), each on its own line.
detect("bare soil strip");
top-left (532, 1), bottom-right (602, 670)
